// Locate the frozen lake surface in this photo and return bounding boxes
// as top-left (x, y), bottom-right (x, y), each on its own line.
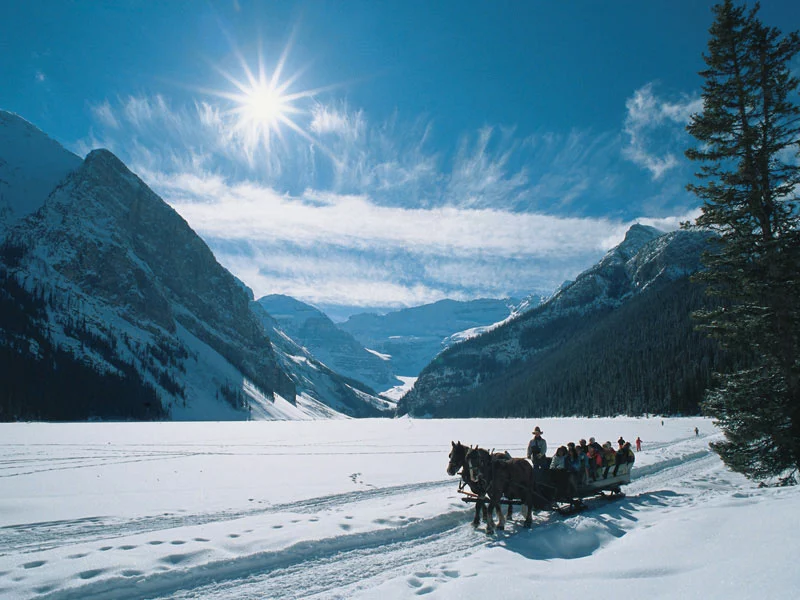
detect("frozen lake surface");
top-left (1, 416), bottom-right (798, 599)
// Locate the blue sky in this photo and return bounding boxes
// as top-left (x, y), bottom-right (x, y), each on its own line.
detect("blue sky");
top-left (2, 1), bottom-right (798, 319)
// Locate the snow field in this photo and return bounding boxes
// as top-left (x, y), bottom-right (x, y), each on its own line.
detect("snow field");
top-left (0, 416), bottom-right (798, 599)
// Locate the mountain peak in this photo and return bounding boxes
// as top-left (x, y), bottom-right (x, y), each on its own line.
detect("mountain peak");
top-left (615, 223), bottom-right (663, 260)
top-left (0, 110), bottom-right (81, 230)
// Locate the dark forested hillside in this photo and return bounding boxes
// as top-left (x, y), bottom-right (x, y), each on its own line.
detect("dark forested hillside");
top-left (405, 277), bottom-right (732, 417)
top-left (0, 266), bottom-right (166, 421)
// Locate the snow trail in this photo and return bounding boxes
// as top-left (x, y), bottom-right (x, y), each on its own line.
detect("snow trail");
top-left (4, 419), bottom-right (794, 600)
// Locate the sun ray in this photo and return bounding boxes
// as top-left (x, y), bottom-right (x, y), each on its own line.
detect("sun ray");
top-left (195, 31), bottom-right (350, 166)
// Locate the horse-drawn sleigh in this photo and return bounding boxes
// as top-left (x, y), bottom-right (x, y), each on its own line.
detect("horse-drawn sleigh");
top-left (447, 441), bottom-right (631, 533)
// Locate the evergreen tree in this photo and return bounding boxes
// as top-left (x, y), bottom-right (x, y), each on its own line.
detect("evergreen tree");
top-left (686, 0), bottom-right (800, 482)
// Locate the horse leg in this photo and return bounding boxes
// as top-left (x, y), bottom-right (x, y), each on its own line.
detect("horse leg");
top-left (524, 500), bottom-right (533, 527)
top-left (485, 498), bottom-right (496, 534)
top-left (496, 501), bottom-right (506, 530)
top-left (507, 503), bottom-right (513, 520)
top-left (472, 500), bottom-right (483, 527)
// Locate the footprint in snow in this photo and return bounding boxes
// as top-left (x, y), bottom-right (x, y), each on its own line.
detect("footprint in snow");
top-left (272, 525), bottom-right (283, 529)
top-left (193, 538), bottom-right (210, 542)
top-left (121, 570), bottom-right (143, 577)
top-left (170, 540), bottom-right (186, 545)
top-left (442, 570), bottom-right (459, 578)
top-left (119, 545), bottom-right (137, 550)
top-left (339, 524), bottom-right (352, 531)
top-left (34, 585), bottom-right (57, 594)
top-left (147, 540), bottom-right (164, 545)
top-left (99, 546), bottom-right (113, 551)
top-left (67, 553), bottom-right (89, 559)
top-left (416, 586), bottom-right (436, 595)
top-left (160, 551), bottom-right (203, 565)
top-left (22, 561), bottom-right (46, 569)
top-left (78, 569), bottom-right (106, 580)
top-left (228, 533), bottom-right (240, 538)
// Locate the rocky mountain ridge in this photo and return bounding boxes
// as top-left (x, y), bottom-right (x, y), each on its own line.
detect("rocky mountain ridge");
top-left (339, 297), bottom-right (521, 377)
top-left (0, 111), bottom-right (387, 420)
top-left (398, 225), bottom-right (719, 417)
top-left (257, 294), bottom-right (401, 394)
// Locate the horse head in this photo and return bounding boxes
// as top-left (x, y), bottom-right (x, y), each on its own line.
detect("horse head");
top-left (464, 447), bottom-right (488, 484)
top-left (447, 440), bottom-right (467, 476)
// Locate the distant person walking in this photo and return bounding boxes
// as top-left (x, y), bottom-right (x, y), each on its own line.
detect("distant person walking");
top-left (635, 436), bottom-right (642, 452)
top-left (695, 426), bottom-right (699, 437)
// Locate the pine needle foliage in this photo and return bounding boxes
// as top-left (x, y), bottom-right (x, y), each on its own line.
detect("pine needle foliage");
top-left (687, 0), bottom-right (800, 483)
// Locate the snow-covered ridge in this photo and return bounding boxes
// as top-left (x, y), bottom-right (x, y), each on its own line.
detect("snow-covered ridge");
top-left (0, 113), bottom-right (388, 420)
top-left (0, 110), bottom-right (82, 233)
top-left (257, 294), bottom-right (402, 394)
top-left (399, 225), bottom-right (713, 415)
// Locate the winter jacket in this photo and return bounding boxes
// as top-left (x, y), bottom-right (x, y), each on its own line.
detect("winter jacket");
top-left (527, 437), bottom-right (547, 460)
top-left (550, 454), bottom-right (567, 470)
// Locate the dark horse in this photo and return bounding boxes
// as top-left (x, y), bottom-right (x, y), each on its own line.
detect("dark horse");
top-left (447, 441), bottom-right (511, 527)
top-left (464, 446), bottom-right (535, 533)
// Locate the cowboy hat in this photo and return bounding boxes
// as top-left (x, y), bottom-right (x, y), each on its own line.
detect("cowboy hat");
top-left (532, 426), bottom-right (543, 434)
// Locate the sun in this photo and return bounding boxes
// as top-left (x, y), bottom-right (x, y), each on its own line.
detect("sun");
top-left (241, 83), bottom-right (290, 128)
top-left (227, 74), bottom-right (300, 151)
top-left (201, 36), bottom-right (335, 158)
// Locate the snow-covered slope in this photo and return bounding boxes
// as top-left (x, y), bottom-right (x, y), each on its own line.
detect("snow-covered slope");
top-left (0, 112), bottom-right (388, 420)
top-left (251, 302), bottom-right (395, 417)
top-left (0, 111), bottom-right (82, 234)
top-left (257, 294), bottom-right (402, 394)
top-left (399, 225), bottom-right (715, 417)
top-left (340, 298), bottom-right (518, 376)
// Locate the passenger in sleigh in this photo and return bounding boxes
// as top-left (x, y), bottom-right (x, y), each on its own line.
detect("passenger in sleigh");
top-left (549, 446), bottom-right (578, 499)
top-left (566, 442), bottom-right (586, 484)
top-left (613, 438), bottom-right (635, 476)
top-left (586, 445), bottom-right (603, 481)
top-left (601, 441), bottom-right (616, 478)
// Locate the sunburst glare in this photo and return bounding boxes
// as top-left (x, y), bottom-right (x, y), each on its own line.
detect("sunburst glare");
top-left (201, 35), bottom-right (336, 161)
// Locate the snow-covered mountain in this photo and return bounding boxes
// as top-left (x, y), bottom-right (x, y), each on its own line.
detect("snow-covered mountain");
top-left (257, 294), bottom-right (402, 394)
top-left (398, 225), bottom-right (718, 417)
top-left (0, 110), bottom-right (388, 420)
top-left (339, 298), bottom-right (521, 377)
top-left (0, 111), bottom-right (82, 233)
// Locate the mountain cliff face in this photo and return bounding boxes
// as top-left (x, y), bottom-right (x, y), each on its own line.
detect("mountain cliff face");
top-left (257, 294), bottom-right (401, 394)
top-left (251, 302), bottom-right (394, 417)
top-left (339, 298), bottom-right (519, 376)
top-left (0, 111), bottom-right (386, 421)
top-left (398, 226), bottom-right (722, 417)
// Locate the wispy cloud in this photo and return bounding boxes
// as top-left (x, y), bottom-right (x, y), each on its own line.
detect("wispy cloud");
top-left (623, 83), bottom-right (702, 180)
top-left (309, 103), bottom-right (366, 141)
top-left (76, 93), bottom-right (698, 312)
top-left (148, 168), bottom-right (693, 308)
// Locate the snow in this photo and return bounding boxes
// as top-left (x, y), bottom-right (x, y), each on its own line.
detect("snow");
top-left (364, 348), bottom-right (391, 361)
top-left (380, 375), bottom-right (417, 400)
top-left (1, 417), bottom-right (797, 600)
top-left (0, 111), bottom-right (82, 231)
